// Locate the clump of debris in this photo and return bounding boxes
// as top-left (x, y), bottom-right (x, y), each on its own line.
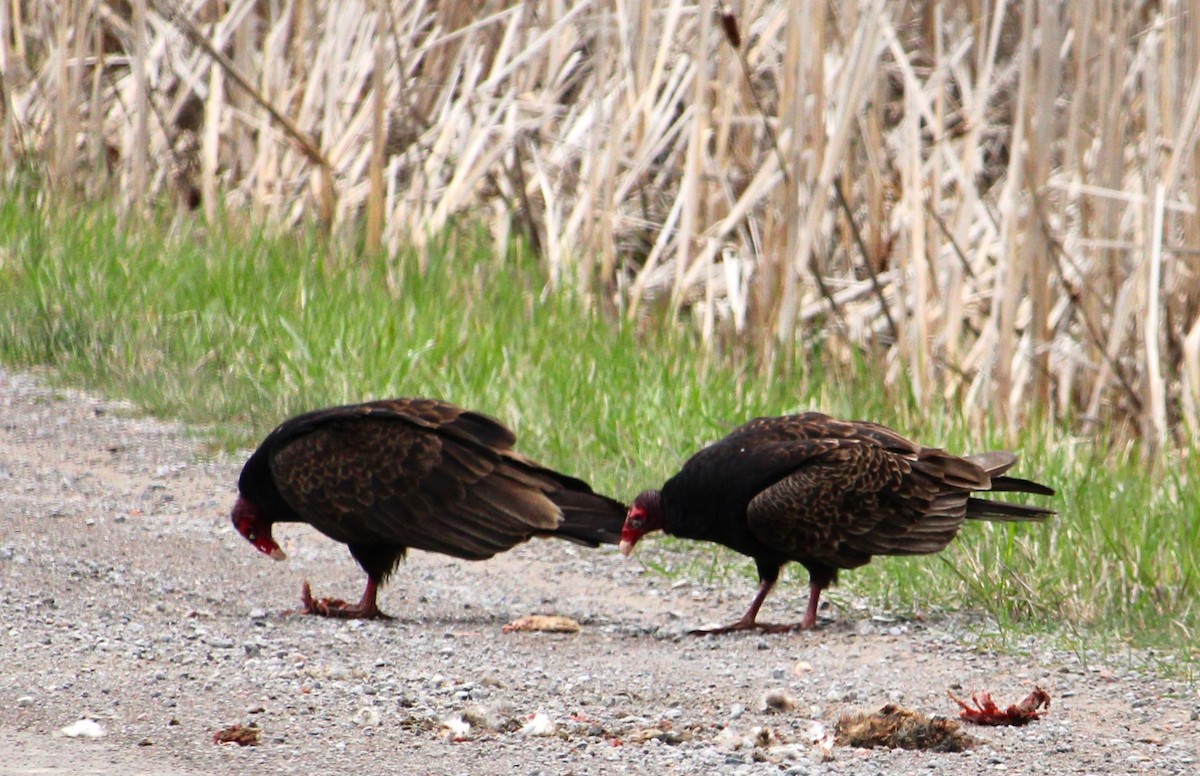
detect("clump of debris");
top-left (835, 704), bottom-right (976, 753)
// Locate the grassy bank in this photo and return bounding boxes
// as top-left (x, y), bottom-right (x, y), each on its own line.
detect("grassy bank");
top-left (0, 187), bottom-right (1195, 671)
top-left (16, 3), bottom-right (1200, 450)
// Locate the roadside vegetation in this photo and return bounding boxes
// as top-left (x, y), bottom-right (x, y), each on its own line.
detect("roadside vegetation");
top-left (1, 185), bottom-right (1195, 674)
top-left (10, 2), bottom-right (1200, 451)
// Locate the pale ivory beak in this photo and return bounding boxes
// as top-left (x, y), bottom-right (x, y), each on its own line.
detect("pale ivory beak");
top-left (269, 547), bottom-right (287, 561)
top-left (619, 539), bottom-right (634, 557)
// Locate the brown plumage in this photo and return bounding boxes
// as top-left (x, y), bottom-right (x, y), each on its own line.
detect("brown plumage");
top-left (232, 398), bottom-right (626, 619)
top-left (619, 412), bottom-right (1055, 634)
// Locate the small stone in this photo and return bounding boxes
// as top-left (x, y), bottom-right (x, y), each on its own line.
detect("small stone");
top-left (353, 708), bottom-right (381, 727)
top-left (442, 716), bottom-right (471, 740)
top-left (715, 726), bottom-right (746, 749)
top-left (16, 696), bottom-right (34, 708)
top-left (519, 712), bottom-right (556, 736)
top-left (729, 703), bottom-right (746, 720)
top-left (61, 719), bottom-right (105, 738)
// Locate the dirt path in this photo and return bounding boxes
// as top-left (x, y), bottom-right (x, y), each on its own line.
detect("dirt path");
top-left (1, 367), bottom-right (1197, 775)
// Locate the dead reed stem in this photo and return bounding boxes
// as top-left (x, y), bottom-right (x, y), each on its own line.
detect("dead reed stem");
top-left (7, 0), bottom-right (1200, 447)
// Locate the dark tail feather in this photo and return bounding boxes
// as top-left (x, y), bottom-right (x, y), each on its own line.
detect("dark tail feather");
top-left (964, 451), bottom-right (1057, 499)
top-left (989, 475), bottom-right (1056, 497)
top-left (966, 496), bottom-right (1055, 522)
top-left (545, 491), bottom-right (627, 546)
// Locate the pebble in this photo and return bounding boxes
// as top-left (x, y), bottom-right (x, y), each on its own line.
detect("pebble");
top-left (519, 712), bottom-right (556, 736)
top-left (60, 719), bottom-right (105, 738)
top-left (353, 708), bottom-right (382, 727)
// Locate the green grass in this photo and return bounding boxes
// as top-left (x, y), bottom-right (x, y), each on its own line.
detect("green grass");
top-left (1, 182), bottom-right (1196, 672)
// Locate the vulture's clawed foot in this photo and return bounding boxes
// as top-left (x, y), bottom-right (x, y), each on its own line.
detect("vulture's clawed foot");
top-left (688, 618), bottom-right (813, 636)
top-left (298, 581), bottom-right (392, 620)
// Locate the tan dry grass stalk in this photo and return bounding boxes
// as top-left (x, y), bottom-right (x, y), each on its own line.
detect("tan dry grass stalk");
top-left (4, 0), bottom-right (1200, 447)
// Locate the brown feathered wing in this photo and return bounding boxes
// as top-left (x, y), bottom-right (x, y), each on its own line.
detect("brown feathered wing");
top-left (266, 399), bottom-right (615, 560)
top-left (735, 415), bottom-right (1049, 570)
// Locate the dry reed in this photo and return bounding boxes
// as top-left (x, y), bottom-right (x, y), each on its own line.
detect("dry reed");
top-left (3, 0), bottom-right (1199, 448)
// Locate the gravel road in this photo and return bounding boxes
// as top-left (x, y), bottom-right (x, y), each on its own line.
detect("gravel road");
top-left (2, 366), bottom-right (1198, 775)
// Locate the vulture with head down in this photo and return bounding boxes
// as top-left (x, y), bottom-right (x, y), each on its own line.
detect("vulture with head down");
top-left (232, 398), bottom-right (625, 619)
top-left (619, 412), bottom-right (1055, 634)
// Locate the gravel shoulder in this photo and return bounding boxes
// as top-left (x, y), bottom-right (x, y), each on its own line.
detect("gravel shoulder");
top-left (2, 366), bottom-right (1198, 775)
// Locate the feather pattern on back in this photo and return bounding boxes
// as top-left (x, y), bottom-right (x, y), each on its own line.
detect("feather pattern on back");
top-left (662, 412), bottom-right (1054, 574)
top-left (240, 399), bottom-right (626, 579)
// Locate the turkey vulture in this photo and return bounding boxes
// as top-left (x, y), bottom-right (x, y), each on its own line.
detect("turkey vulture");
top-left (232, 398), bottom-right (626, 619)
top-left (619, 413), bottom-right (1054, 634)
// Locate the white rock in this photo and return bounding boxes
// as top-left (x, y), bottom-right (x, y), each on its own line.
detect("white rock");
top-left (16, 696), bottom-right (34, 708)
top-left (714, 725), bottom-right (748, 750)
top-left (60, 719), bottom-right (105, 738)
top-left (353, 708), bottom-right (381, 727)
top-left (767, 743), bottom-right (809, 761)
top-left (519, 712), bottom-right (556, 736)
top-left (442, 716), bottom-right (470, 739)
